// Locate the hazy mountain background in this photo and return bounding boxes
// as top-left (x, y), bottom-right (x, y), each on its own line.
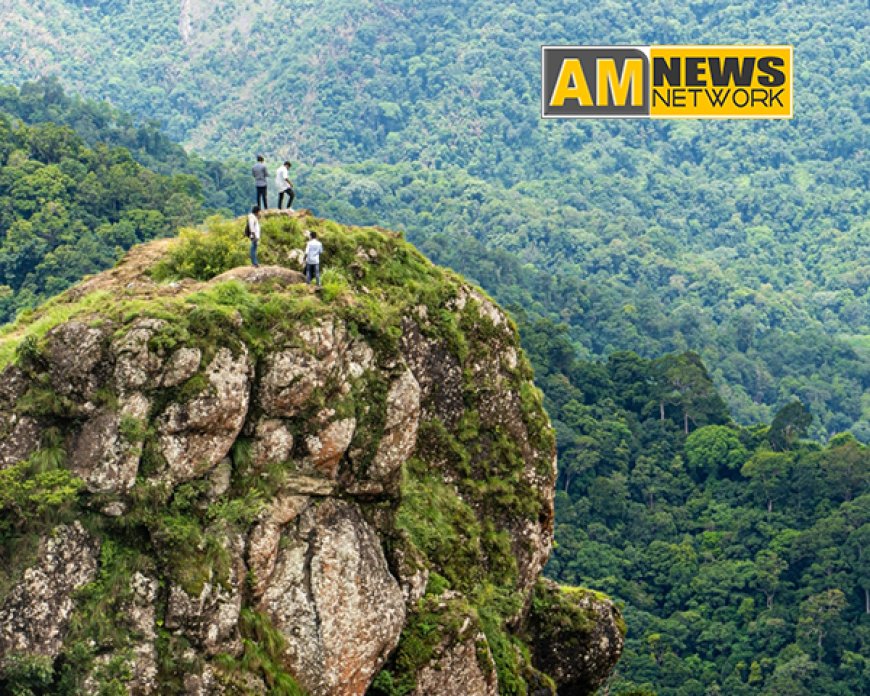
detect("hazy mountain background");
top-left (1, 0), bottom-right (866, 441)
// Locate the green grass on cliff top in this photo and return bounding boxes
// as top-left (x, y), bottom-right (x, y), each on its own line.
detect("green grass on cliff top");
top-left (0, 213), bottom-right (511, 371)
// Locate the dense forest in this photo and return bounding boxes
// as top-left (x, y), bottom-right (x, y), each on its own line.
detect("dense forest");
top-left (2, 76), bottom-right (867, 442)
top-left (303, 162), bottom-right (869, 443)
top-left (1, 0), bottom-right (864, 439)
top-left (0, 109), bottom-right (208, 321)
top-left (0, 79), bottom-right (264, 321)
top-left (0, 91), bottom-right (864, 693)
top-left (0, 78), bottom-right (250, 215)
top-left (518, 316), bottom-right (869, 695)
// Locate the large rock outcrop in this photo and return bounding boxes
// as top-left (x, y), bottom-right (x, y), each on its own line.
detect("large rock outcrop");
top-left (0, 216), bottom-right (624, 695)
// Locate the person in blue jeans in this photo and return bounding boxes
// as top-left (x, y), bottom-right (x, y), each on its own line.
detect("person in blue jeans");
top-left (248, 206), bottom-right (261, 267)
top-left (304, 230), bottom-right (323, 286)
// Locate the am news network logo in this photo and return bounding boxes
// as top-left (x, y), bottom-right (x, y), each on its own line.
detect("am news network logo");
top-left (541, 45), bottom-right (792, 119)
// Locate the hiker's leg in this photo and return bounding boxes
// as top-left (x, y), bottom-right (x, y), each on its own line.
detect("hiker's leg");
top-left (305, 264), bottom-right (312, 283)
top-left (250, 240), bottom-right (258, 266)
top-left (278, 190), bottom-right (285, 209)
top-left (287, 188), bottom-right (295, 209)
top-left (315, 263), bottom-right (321, 286)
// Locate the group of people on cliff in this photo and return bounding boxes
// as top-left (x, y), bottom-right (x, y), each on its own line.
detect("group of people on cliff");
top-left (246, 155), bottom-right (322, 286)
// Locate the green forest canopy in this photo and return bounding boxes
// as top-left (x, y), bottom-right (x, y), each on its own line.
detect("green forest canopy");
top-left (0, 5), bottom-right (867, 689)
top-left (1, 0), bottom-right (864, 439)
top-left (1, 73), bottom-right (867, 442)
top-left (524, 316), bottom-right (869, 696)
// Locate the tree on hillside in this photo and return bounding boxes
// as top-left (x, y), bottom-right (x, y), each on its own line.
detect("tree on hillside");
top-left (741, 451), bottom-right (792, 514)
top-left (798, 590), bottom-right (847, 661)
top-left (684, 425), bottom-right (748, 480)
top-left (653, 352), bottom-right (730, 434)
top-left (820, 434), bottom-right (869, 503)
top-left (768, 401), bottom-right (812, 451)
top-left (752, 550), bottom-right (788, 610)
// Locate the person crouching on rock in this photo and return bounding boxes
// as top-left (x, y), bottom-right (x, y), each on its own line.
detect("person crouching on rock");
top-left (304, 230), bottom-right (322, 286)
top-left (248, 206), bottom-right (261, 267)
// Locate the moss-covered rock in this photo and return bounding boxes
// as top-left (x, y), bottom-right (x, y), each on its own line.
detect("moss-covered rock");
top-left (0, 214), bottom-right (622, 695)
top-left (525, 579), bottom-right (626, 696)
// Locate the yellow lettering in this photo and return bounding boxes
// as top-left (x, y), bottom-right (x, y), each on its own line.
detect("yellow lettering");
top-left (549, 59), bottom-right (593, 107)
top-left (596, 58), bottom-right (644, 106)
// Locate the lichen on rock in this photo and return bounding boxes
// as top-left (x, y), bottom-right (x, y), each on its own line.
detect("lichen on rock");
top-left (0, 522), bottom-right (99, 659)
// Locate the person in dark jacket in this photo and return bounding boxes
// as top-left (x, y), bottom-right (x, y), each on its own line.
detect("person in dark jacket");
top-left (252, 155), bottom-right (268, 209)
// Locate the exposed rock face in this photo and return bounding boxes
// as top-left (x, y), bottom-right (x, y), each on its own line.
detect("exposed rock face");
top-left (0, 522), bottom-right (99, 658)
top-left (412, 633), bottom-right (498, 696)
top-left (47, 320), bottom-right (112, 407)
top-left (0, 223), bottom-right (622, 695)
top-left (247, 494), bottom-right (309, 598)
top-left (258, 319), bottom-right (373, 420)
top-left (125, 572), bottom-right (161, 694)
top-left (367, 368), bottom-right (421, 491)
top-left (157, 346), bottom-right (252, 484)
top-left (306, 416), bottom-right (356, 478)
top-left (259, 499), bottom-right (406, 696)
top-left (0, 410), bottom-right (40, 469)
top-left (69, 393), bottom-right (149, 495)
top-left (165, 529), bottom-right (246, 656)
top-left (250, 417), bottom-right (294, 468)
top-left (0, 365), bottom-right (42, 469)
top-left (410, 594), bottom-right (498, 696)
top-left (84, 572), bottom-right (159, 695)
top-left (401, 318), bottom-right (465, 428)
top-left (113, 318), bottom-right (168, 392)
top-left (162, 347), bottom-right (202, 388)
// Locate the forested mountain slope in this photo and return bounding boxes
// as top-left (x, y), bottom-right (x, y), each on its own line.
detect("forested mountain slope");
top-left (0, 109), bottom-right (207, 321)
top-left (1, 0), bottom-right (865, 439)
top-left (0, 81), bottom-right (267, 322)
top-left (0, 89), bottom-right (863, 694)
top-left (0, 79), bottom-right (250, 214)
top-left (520, 316), bottom-right (869, 695)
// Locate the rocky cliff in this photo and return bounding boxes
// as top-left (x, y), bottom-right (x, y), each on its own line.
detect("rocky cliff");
top-left (0, 213), bottom-right (624, 695)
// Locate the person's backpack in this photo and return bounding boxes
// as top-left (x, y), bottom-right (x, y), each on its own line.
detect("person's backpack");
top-left (243, 219), bottom-right (252, 239)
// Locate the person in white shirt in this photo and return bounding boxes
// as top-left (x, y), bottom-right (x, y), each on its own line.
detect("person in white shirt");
top-left (304, 230), bottom-right (323, 286)
top-left (248, 206), bottom-right (261, 267)
top-left (275, 161), bottom-right (295, 211)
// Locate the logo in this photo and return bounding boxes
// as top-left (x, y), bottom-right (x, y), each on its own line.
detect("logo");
top-left (542, 45), bottom-right (792, 119)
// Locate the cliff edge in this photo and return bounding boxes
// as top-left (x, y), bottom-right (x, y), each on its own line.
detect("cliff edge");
top-left (0, 213), bottom-right (624, 695)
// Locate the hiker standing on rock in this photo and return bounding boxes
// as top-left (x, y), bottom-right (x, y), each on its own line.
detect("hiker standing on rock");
top-left (252, 155), bottom-right (268, 209)
top-left (276, 161), bottom-right (295, 211)
top-left (247, 206), bottom-right (261, 268)
top-left (304, 230), bottom-right (322, 286)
